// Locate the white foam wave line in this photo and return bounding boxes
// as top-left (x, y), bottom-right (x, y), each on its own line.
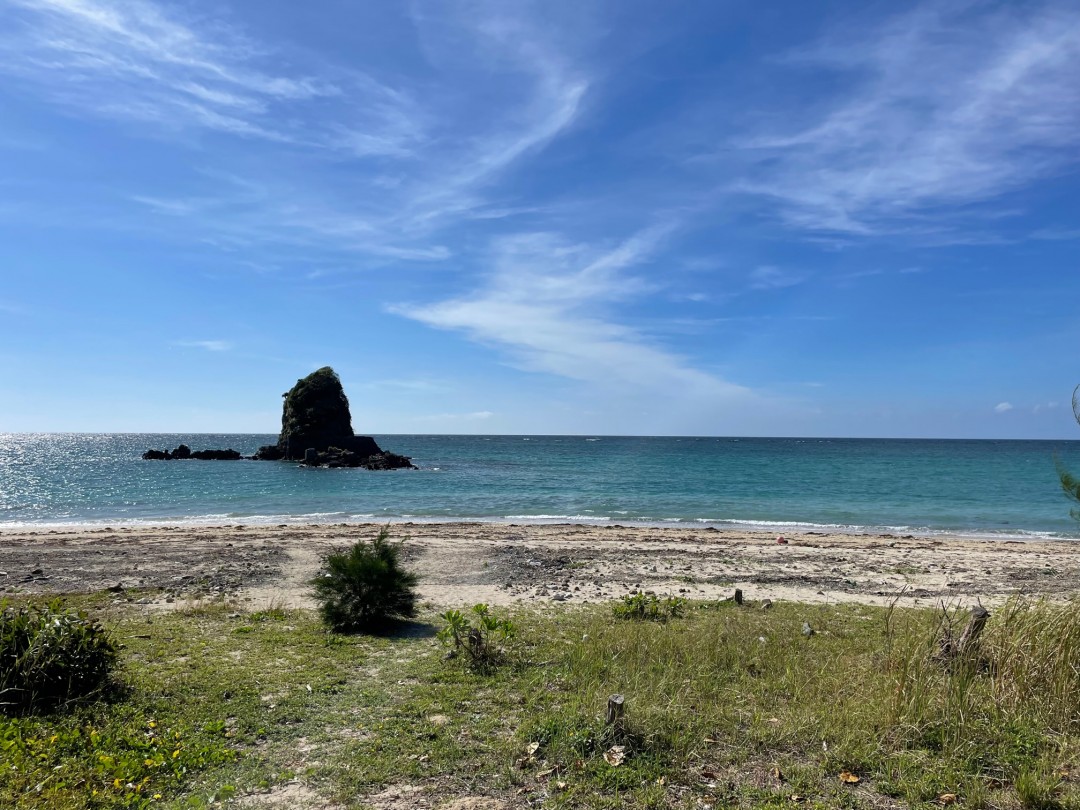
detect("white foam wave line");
top-left (0, 514), bottom-right (1073, 541)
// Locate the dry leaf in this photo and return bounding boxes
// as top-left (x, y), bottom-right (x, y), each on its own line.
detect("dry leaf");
top-left (555, 781), bottom-right (567, 790)
top-left (839, 771), bottom-right (860, 784)
top-left (536, 767), bottom-right (556, 780)
top-left (790, 796), bottom-right (804, 803)
top-left (772, 767), bottom-right (785, 782)
top-left (526, 742), bottom-right (540, 756)
top-left (704, 737), bottom-right (720, 744)
top-left (938, 794), bottom-right (958, 805)
top-left (656, 776), bottom-right (667, 786)
top-left (603, 745), bottom-right (626, 767)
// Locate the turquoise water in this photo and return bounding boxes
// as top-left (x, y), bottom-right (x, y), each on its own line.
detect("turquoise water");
top-left (1, 434), bottom-right (1079, 538)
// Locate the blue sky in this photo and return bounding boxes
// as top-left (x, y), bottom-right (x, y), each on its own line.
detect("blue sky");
top-left (1, 0), bottom-right (1078, 438)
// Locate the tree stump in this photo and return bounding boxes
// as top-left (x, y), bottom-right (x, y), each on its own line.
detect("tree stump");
top-left (605, 694), bottom-right (625, 728)
top-left (956, 606), bottom-right (990, 656)
top-left (937, 605), bottom-right (991, 666)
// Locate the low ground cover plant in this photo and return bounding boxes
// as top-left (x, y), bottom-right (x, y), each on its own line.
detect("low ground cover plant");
top-left (0, 599), bottom-right (118, 715)
top-left (310, 526), bottom-right (419, 632)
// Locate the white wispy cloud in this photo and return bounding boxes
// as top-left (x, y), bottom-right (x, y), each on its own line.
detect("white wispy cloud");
top-left (392, 226), bottom-right (753, 403)
top-left (748, 265), bottom-right (805, 291)
top-left (172, 339), bottom-right (233, 352)
top-left (735, 1), bottom-right (1080, 234)
top-left (7, 0), bottom-right (592, 261)
top-left (994, 402), bottom-right (1014, 413)
top-left (0, 0), bottom-right (421, 154)
top-left (1031, 227), bottom-right (1080, 241)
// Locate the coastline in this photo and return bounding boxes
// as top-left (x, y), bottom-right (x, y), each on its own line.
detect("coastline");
top-left (3, 520), bottom-right (1077, 610)
top-left (2, 512), bottom-right (1076, 542)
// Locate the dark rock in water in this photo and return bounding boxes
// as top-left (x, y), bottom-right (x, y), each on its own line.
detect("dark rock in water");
top-left (143, 445), bottom-right (241, 461)
top-left (143, 366), bottom-right (414, 470)
top-left (253, 444), bottom-right (284, 461)
top-left (190, 448), bottom-right (242, 460)
top-left (266, 367), bottom-right (413, 469)
top-left (275, 367), bottom-right (377, 459)
top-left (299, 446), bottom-right (414, 470)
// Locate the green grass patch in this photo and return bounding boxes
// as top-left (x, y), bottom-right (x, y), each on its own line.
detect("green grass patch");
top-left (2, 593), bottom-right (1080, 809)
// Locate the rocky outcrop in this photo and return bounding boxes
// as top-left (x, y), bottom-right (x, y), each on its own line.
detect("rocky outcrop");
top-left (144, 367), bottom-right (414, 470)
top-left (303, 447), bottom-right (415, 469)
top-left (253, 367), bottom-right (414, 469)
top-left (142, 444), bottom-right (241, 461)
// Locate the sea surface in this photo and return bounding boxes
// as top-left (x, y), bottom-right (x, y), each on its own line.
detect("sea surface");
top-left (1, 434), bottom-right (1079, 539)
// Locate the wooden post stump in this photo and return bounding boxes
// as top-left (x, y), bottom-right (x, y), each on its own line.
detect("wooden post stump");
top-left (734, 588), bottom-right (744, 605)
top-left (956, 606), bottom-right (990, 656)
top-left (606, 694), bottom-right (625, 728)
top-left (937, 605), bottom-right (991, 666)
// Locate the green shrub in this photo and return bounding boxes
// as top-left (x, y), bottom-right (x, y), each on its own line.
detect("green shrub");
top-left (612, 591), bottom-right (685, 622)
top-left (438, 603), bottom-right (517, 673)
top-left (0, 599), bottom-right (118, 715)
top-left (310, 527), bottom-right (419, 632)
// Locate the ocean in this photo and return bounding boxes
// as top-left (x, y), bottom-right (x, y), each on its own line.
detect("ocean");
top-left (1, 433), bottom-right (1079, 539)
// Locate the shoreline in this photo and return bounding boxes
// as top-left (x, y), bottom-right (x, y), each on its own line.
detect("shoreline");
top-left (3, 520), bottom-right (1078, 611)
top-left (2, 514), bottom-right (1075, 543)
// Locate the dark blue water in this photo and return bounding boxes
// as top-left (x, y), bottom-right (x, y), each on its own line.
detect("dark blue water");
top-left (1, 434), bottom-right (1078, 538)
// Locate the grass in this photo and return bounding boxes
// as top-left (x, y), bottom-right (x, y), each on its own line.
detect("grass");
top-left (1, 592), bottom-right (1079, 809)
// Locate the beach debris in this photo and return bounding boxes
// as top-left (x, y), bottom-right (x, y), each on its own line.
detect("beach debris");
top-left (760, 598), bottom-right (773, 610)
top-left (603, 745), bottom-right (627, 766)
top-left (776, 536), bottom-right (788, 544)
top-left (802, 622), bottom-right (815, 637)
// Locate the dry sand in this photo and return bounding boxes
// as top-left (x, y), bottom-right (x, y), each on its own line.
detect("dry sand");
top-left (2, 521), bottom-right (1077, 610)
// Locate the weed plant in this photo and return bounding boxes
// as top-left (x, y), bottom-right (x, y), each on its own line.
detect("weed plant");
top-left (0, 599), bottom-right (117, 715)
top-left (612, 590), bottom-right (686, 621)
top-left (310, 527), bottom-right (419, 632)
top-left (438, 603), bottom-right (518, 673)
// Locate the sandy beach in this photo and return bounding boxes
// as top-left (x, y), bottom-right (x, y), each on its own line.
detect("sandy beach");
top-left (1, 521), bottom-right (1076, 610)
